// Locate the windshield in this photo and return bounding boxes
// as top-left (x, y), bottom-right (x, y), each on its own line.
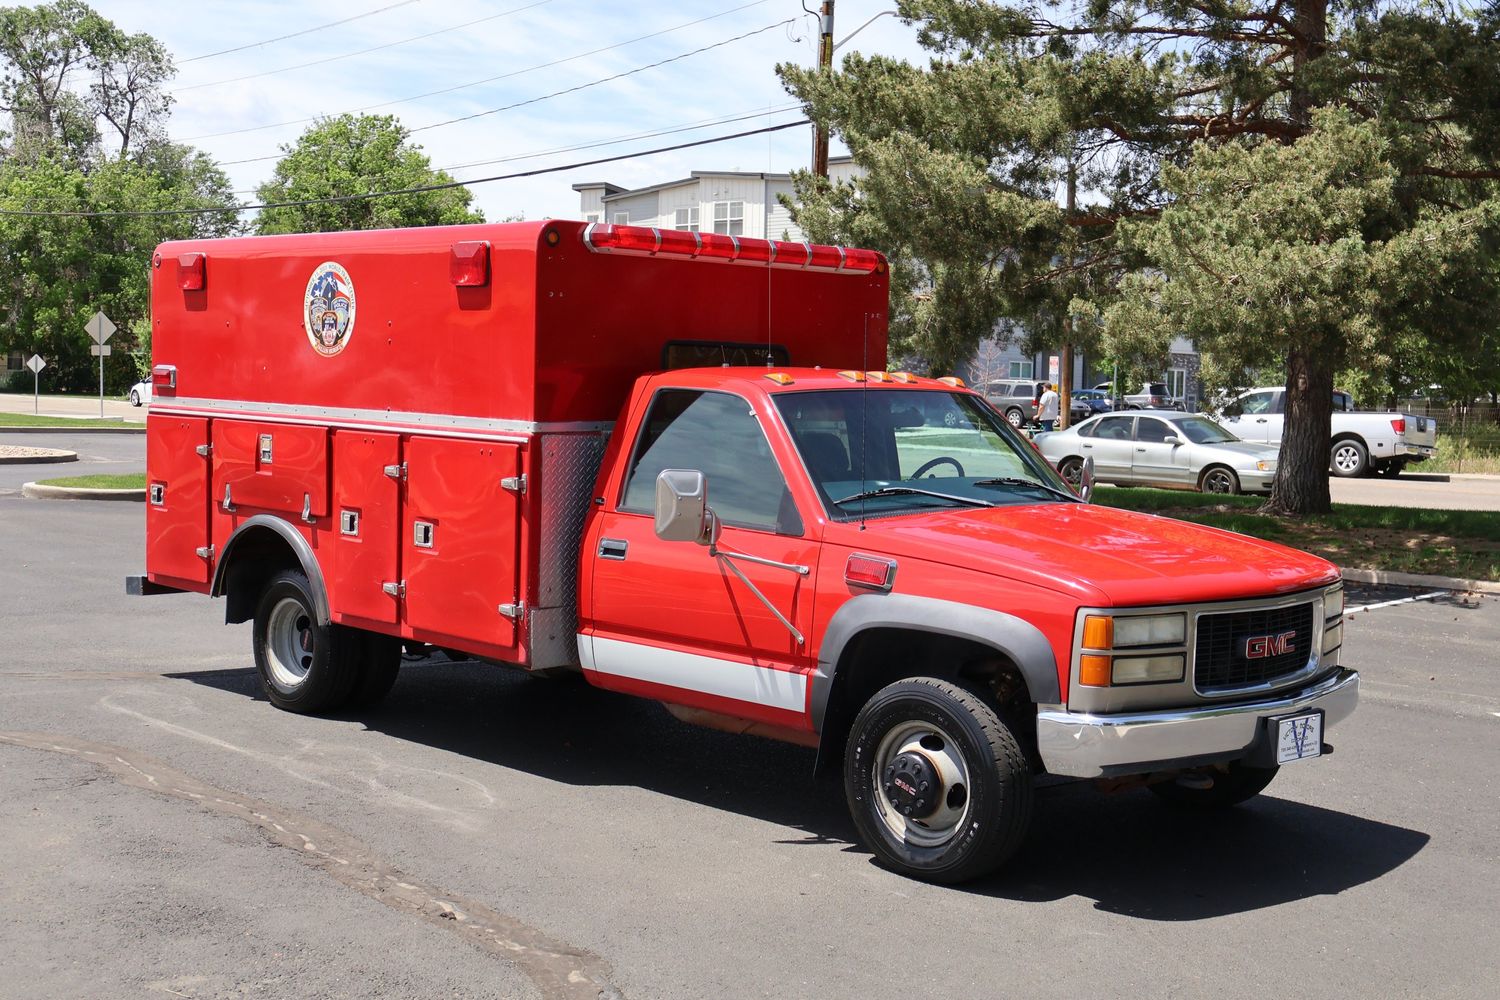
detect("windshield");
top-left (773, 388), bottom-right (1074, 517)
top-left (1175, 416), bottom-right (1240, 444)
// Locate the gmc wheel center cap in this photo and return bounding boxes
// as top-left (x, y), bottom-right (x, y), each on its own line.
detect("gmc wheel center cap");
top-left (883, 751), bottom-right (940, 818)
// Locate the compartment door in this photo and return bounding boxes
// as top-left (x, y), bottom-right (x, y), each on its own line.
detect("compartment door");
top-left (402, 437), bottom-right (523, 651)
top-left (330, 431), bottom-right (402, 624)
top-left (212, 420), bottom-right (330, 516)
top-left (146, 416), bottom-right (212, 584)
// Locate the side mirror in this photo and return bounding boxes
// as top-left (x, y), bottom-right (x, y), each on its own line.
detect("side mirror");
top-left (1079, 456), bottom-right (1096, 503)
top-left (1162, 434), bottom-right (1182, 446)
top-left (655, 469), bottom-right (718, 545)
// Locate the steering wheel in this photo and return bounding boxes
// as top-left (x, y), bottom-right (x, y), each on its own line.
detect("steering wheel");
top-left (912, 456), bottom-right (965, 479)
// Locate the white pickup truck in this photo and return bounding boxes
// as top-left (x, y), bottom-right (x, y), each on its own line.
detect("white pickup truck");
top-left (1216, 387), bottom-right (1438, 477)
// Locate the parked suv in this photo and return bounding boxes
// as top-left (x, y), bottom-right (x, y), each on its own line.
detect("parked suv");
top-left (982, 379), bottom-right (1045, 427)
top-left (1123, 382), bottom-right (1185, 410)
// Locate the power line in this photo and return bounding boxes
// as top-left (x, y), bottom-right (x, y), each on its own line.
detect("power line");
top-left (225, 104), bottom-right (803, 195)
top-left (0, 120), bottom-right (809, 219)
top-left (175, 0), bottom-right (555, 92)
top-left (178, 0), bottom-right (425, 63)
top-left (216, 17), bottom-right (796, 166)
top-left (181, 0), bottom-right (770, 142)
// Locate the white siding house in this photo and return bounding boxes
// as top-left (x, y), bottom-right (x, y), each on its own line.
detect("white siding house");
top-left (571, 156), bottom-right (859, 242)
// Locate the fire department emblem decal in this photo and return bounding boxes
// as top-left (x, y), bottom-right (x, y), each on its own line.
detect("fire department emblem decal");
top-left (303, 262), bottom-right (355, 357)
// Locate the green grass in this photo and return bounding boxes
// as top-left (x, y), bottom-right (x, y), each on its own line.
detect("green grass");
top-left (1425, 423), bottom-right (1500, 475)
top-left (34, 472), bottom-right (146, 489)
top-left (1094, 486), bottom-right (1500, 581)
top-left (0, 412), bottom-right (130, 427)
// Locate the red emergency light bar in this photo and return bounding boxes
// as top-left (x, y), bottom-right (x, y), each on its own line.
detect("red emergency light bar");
top-left (582, 223), bottom-right (884, 274)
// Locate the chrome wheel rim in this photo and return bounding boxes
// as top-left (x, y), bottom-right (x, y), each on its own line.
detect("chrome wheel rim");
top-left (1059, 460), bottom-right (1082, 488)
top-left (871, 720), bottom-right (972, 849)
top-left (265, 597), bottom-right (315, 691)
top-left (1333, 445), bottom-right (1360, 473)
top-left (1005, 409), bottom-right (1023, 428)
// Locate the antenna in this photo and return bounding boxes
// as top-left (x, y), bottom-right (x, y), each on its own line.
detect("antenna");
top-left (859, 311), bottom-right (868, 531)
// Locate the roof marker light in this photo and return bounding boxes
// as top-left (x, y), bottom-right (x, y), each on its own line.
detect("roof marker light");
top-left (764, 372), bottom-right (795, 385)
top-left (891, 372), bottom-right (917, 383)
top-left (837, 370), bottom-right (867, 382)
top-left (937, 376), bottom-right (966, 387)
top-left (582, 222), bottom-right (879, 274)
top-left (866, 371), bottom-right (892, 383)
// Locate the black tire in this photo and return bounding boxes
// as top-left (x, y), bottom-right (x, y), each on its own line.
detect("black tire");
top-left (1198, 465), bottom-right (1241, 495)
top-left (1003, 406), bottom-right (1025, 429)
top-left (1374, 459), bottom-right (1406, 478)
top-left (844, 677), bottom-right (1033, 884)
top-left (1330, 437), bottom-right (1369, 478)
top-left (348, 632), bottom-right (402, 708)
top-left (1057, 457), bottom-right (1084, 489)
top-left (1149, 762), bottom-right (1279, 807)
top-left (251, 568), bottom-right (360, 713)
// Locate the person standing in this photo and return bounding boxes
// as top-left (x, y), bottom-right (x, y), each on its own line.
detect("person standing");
top-left (1037, 383), bottom-right (1060, 432)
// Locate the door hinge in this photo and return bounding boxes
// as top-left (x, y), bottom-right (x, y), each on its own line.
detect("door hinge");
top-left (195, 444), bottom-right (212, 457)
top-left (383, 462), bottom-right (407, 481)
top-left (500, 473), bottom-right (527, 494)
top-left (195, 545), bottom-right (214, 560)
top-left (382, 580), bottom-right (406, 599)
top-left (498, 601), bottom-right (525, 620)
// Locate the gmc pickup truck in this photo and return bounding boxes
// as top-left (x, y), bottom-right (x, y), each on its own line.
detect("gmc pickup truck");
top-left (1217, 386), bottom-right (1438, 477)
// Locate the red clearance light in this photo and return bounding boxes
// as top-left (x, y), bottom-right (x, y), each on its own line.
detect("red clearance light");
top-left (151, 364), bottom-right (177, 390)
top-left (840, 248), bottom-right (884, 273)
top-left (807, 243), bottom-right (844, 270)
top-left (772, 241), bottom-right (811, 267)
top-left (657, 228), bottom-right (701, 256)
top-left (450, 241), bottom-right (490, 286)
top-left (733, 237), bottom-right (775, 265)
top-left (177, 252), bottom-right (205, 290)
top-left (1390, 417), bottom-right (1405, 434)
top-left (696, 231), bottom-right (738, 260)
top-left (845, 554), bottom-right (896, 591)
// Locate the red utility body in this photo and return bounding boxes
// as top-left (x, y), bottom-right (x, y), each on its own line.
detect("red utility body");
top-left (137, 220), bottom-right (1357, 884)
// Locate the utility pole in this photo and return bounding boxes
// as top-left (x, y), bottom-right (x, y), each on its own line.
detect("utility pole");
top-left (812, 1), bottom-right (835, 178)
top-left (1058, 156), bottom-right (1076, 430)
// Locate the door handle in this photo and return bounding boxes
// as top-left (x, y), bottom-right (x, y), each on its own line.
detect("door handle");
top-left (1255, 418), bottom-right (1268, 423)
top-left (598, 538), bottom-right (628, 561)
top-left (1082, 443), bottom-right (1093, 448)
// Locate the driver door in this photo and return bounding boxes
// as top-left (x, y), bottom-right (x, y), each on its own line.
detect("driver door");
top-left (584, 388), bottom-right (818, 729)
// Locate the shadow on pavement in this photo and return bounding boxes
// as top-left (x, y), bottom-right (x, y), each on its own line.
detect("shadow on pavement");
top-left (171, 657), bottom-right (1429, 920)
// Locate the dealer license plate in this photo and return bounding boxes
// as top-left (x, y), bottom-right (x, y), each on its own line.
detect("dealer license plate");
top-left (1274, 711), bottom-right (1323, 764)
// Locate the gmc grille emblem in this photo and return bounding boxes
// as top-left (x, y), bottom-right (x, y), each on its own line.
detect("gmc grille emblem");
top-left (1243, 630), bottom-right (1297, 659)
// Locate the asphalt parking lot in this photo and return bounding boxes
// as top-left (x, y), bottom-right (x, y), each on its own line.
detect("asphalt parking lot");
top-left (1, 437), bottom-right (1498, 999)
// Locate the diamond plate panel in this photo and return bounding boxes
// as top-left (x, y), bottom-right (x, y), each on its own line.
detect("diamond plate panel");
top-left (530, 430), bottom-right (610, 669)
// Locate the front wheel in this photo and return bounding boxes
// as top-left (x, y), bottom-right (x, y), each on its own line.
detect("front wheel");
top-left (1149, 762), bottom-right (1278, 807)
top-left (129, 389), bottom-right (141, 406)
top-left (1198, 465), bottom-right (1241, 494)
top-left (1004, 406), bottom-right (1025, 429)
top-left (844, 678), bottom-right (1033, 884)
top-left (1331, 438), bottom-right (1369, 478)
top-left (1057, 457), bottom-right (1084, 489)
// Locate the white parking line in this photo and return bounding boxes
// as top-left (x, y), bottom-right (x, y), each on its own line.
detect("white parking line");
top-left (1344, 591), bottom-right (1450, 615)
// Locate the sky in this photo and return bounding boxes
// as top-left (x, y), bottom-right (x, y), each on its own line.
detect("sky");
top-left (93, 0), bottom-right (930, 222)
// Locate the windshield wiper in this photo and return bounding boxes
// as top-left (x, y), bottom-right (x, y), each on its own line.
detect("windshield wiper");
top-left (833, 486), bottom-right (994, 508)
top-left (972, 477), bottom-right (1080, 502)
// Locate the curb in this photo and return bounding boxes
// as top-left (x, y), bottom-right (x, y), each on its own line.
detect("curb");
top-left (0, 450), bottom-right (77, 465)
top-left (1341, 567), bottom-right (1500, 595)
top-left (21, 481), bottom-right (145, 501)
top-left (0, 425), bottom-right (145, 434)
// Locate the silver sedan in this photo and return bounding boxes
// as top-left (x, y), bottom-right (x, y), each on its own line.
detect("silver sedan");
top-left (1034, 410), bottom-right (1281, 494)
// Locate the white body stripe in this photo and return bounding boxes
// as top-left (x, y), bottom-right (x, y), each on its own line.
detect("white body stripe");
top-left (153, 396), bottom-right (613, 436)
top-left (583, 635), bottom-right (808, 714)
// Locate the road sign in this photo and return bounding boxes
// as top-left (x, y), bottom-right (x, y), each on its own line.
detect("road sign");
top-left (26, 354), bottom-right (45, 374)
top-left (86, 311), bottom-right (117, 345)
top-left (27, 354), bottom-right (45, 414)
top-left (89, 344), bottom-right (112, 357)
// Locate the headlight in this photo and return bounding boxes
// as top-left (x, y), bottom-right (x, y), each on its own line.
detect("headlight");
top-left (1079, 612), bottom-right (1189, 687)
top-left (1088, 613), bottom-right (1186, 648)
top-left (1112, 655), bottom-right (1186, 684)
top-left (1325, 585), bottom-right (1344, 619)
top-left (1256, 460), bottom-right (1277, 472)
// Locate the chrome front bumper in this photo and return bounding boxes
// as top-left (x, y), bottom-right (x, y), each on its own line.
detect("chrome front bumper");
top-left (1035, 668), bottom-right (1359, 778)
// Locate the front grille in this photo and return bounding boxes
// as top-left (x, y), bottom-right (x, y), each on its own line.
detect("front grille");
top-left (1194, 601), bottom-right (1315, 693)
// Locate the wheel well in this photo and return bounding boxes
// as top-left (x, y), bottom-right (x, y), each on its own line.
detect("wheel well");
top-left (1332, 432), bottom-right (1367, 448)
top-left (1198, 462), bottom-right (1235, 483)
top-left (217, 526), bottom-right (306, 625)
top-left (816, 628), bottom-right (1038, 776)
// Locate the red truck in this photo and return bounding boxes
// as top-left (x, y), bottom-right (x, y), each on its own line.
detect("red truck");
top-left (130, 221), bottom-right (1358, 883)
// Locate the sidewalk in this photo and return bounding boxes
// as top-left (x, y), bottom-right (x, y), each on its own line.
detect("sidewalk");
top-left (0, 391), bottom-right (142, 422)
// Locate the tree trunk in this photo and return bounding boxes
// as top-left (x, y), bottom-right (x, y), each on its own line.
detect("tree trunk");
top-left (1264, 346), bottom-right (1334, 516)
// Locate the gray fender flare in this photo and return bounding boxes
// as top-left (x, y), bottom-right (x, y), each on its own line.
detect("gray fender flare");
top-left (811, 593), bottom-right (1061, 734)
top-left (210, 514), bottom-right (331, 625)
